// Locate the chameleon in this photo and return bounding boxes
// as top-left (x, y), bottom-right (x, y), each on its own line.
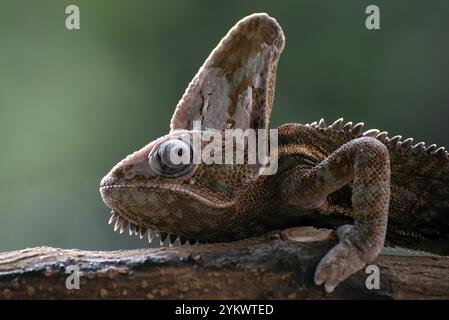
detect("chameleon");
top-left (99, 13), bottom-right (449, 293)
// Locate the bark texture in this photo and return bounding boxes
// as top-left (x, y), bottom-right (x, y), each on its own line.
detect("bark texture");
top-left (0, 227), bottom-right (448, 300)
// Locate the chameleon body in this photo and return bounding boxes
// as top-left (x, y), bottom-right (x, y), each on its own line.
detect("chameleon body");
top-left (100, 13), bottom-right (449, 292)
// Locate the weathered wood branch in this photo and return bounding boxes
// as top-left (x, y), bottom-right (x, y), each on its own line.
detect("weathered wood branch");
top-left (0, 227), bottom-right (448, 299)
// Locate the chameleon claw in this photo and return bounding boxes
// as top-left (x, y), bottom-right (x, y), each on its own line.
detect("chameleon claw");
top-left (314, 273), bottom-right (325, 286)
top-left (324, 283), bottom-right (336, 293)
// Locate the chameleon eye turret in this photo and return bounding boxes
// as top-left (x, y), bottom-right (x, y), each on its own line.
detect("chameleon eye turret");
top-left (148, 139), bottom-right (193, 177)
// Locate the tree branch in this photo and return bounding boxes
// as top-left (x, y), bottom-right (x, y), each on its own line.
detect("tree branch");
top-left (0, 227), bottom-right (448, 299)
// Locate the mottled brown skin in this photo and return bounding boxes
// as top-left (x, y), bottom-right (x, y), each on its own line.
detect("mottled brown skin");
top-left (285, 123), bottom-right (449, 256)
top-left (100, 13), bottom-right (449, 292)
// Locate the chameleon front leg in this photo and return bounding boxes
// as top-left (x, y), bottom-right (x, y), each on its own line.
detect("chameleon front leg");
top-left (280, 137), bottom-right (391, 292)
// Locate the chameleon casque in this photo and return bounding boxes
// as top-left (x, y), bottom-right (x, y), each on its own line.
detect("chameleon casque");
top-left (100, 13), bottom-right (449, 292)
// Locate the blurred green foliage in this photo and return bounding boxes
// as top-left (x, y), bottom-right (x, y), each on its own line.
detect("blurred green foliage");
top-left (0, 0), bottom-right (448, 251)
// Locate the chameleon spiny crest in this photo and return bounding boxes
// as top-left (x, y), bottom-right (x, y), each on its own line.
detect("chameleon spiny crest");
top-left (100, 13), bottom-right (449, 292)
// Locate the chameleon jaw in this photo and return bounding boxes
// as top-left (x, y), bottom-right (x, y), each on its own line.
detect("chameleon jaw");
top-left (107, 209), bottom-right (199, 247)
top-left (99, 182), bottom-right (234, 246)
top-left (99, 183), bottom-right (234, 209)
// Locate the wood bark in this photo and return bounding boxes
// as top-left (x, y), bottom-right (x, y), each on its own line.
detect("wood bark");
top-left (0, 227), bottom-right (448, 300)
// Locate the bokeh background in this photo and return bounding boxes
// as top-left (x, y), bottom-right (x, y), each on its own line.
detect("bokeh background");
top-left (0, 0), bottom-right (448, 251)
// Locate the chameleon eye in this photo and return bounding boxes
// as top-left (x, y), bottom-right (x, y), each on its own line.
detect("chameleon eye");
top-left (148, 139), bottom-right (193, 177)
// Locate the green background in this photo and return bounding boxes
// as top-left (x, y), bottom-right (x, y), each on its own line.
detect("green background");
top-left (0, 0), bottom-right (448, 251)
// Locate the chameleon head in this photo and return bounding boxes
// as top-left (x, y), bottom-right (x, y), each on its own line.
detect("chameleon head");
top-left (100, 13), bottom-right (285, 245)
top-left (100, 130), bottom-right (259, 244)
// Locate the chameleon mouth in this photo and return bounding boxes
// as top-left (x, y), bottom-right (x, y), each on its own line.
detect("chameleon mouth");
top-left (106, 210), bottom-right (200, 247)
top-left (100, 183), bottom-right (234, 209)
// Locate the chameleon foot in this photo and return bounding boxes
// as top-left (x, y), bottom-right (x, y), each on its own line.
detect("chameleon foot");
top-left (314, 225), bottom-right (367, 293)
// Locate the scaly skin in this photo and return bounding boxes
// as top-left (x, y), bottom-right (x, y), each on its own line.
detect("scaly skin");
top-left (99, 13), bottom-right (449, 292)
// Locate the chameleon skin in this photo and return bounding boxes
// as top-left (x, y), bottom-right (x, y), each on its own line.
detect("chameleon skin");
top-left (100, 13), bottom-right (449, 292)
